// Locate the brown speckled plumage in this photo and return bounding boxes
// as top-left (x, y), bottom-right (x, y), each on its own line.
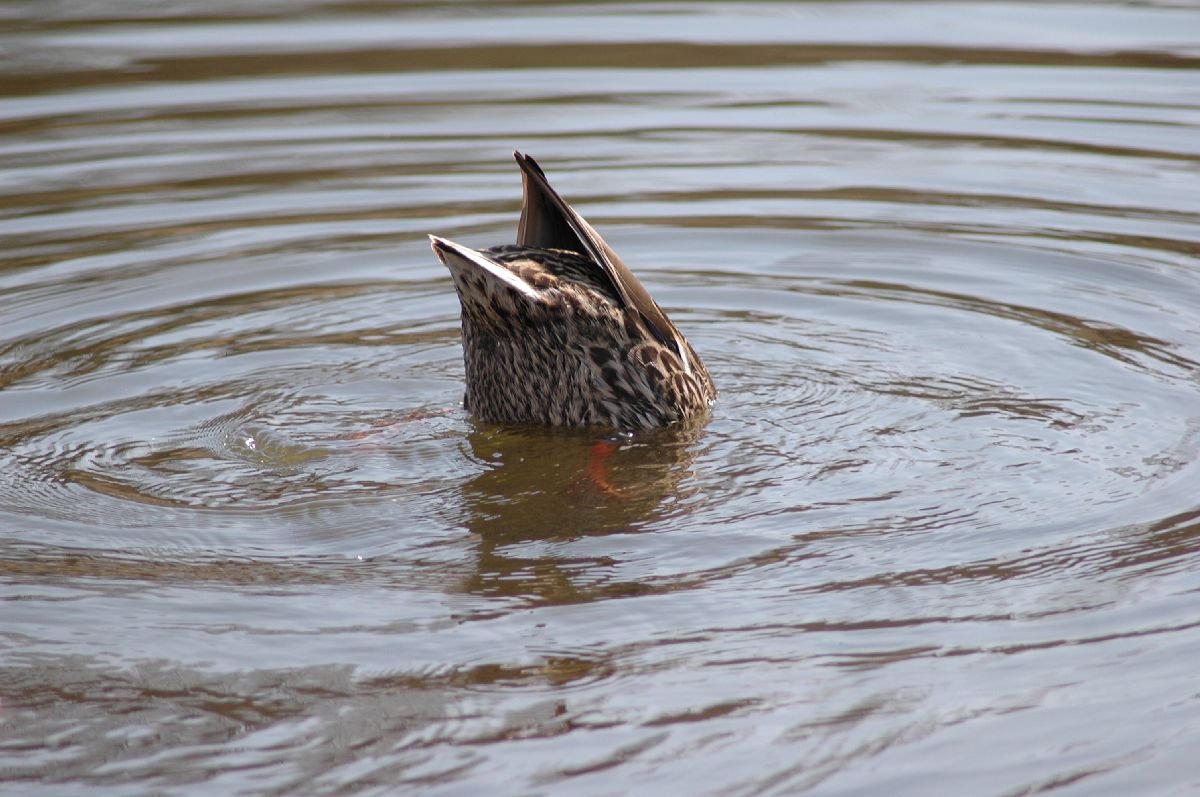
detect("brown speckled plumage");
top-left (430, 152), bottom-right (715, 431)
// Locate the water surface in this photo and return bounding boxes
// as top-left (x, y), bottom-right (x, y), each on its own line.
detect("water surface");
top-left (3, 2), bottom-right (1200, 795)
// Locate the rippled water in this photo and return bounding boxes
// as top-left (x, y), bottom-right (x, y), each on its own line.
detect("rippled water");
top-left (3, 1), bottom-right (1200, 794)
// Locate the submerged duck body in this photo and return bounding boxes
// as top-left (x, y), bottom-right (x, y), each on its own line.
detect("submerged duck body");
top-left (430, 152), bottom-right (715, 431)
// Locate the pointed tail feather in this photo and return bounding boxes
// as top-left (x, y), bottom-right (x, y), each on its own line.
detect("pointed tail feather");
top-left (429, 235), bottom-right (541, 303)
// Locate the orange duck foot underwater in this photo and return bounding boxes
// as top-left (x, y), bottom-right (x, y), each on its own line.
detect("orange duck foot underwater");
top-left (430, 151), bottom-right (716, 432)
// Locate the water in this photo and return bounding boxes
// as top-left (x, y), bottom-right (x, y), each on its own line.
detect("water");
top-left (3, 1), bottom-right (1200, 794)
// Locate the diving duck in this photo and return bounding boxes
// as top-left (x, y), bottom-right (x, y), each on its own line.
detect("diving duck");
top-left (430, 152), bottom-right (715, 431)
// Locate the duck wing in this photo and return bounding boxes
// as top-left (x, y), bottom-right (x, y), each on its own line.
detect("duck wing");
top-left (513, 151), bottom-right (680, 352)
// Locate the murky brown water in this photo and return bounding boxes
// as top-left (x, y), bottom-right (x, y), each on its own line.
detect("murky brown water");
top-left (3, 1), bottom-right (1200, 794)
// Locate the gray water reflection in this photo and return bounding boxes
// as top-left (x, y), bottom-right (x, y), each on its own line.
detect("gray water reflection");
top-left (3, 1), bottom-right (1200, 795)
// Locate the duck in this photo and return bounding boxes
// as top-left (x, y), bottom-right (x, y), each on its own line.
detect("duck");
top-left (430, 151), bottom-right (715, 431)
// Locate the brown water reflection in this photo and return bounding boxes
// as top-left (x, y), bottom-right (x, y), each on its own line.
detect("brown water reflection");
top-left (459, 423), bottom-right (705, 603)
top-left (10, 45), bottom-right (1196, 100)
